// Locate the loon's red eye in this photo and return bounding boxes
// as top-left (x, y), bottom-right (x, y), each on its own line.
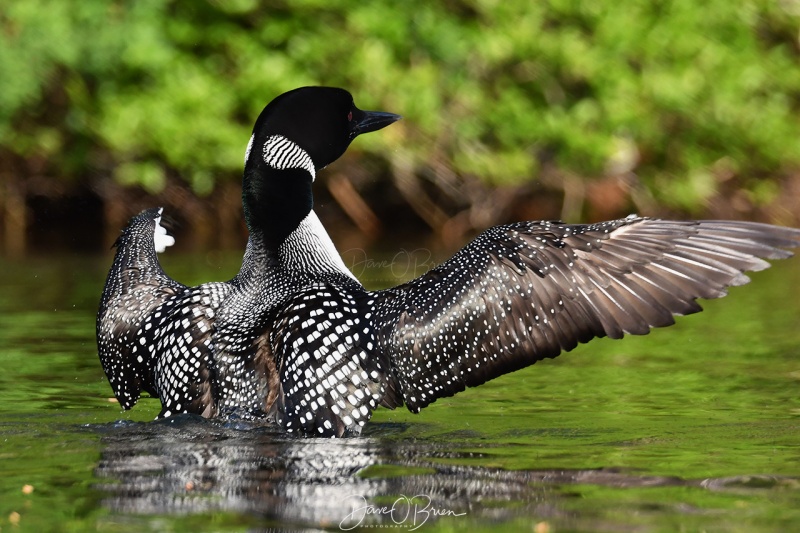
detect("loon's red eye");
top-left (347, 111), bottom-right (353, 122)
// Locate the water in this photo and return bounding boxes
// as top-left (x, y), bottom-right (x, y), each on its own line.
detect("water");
top-left (1, 251), bottom-right (799, 532)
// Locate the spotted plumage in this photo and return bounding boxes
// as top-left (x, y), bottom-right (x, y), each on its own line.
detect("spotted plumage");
top-left (97, 87), bottom-right (401, 431)
top-left (268, 281), bottom-right (394, 436)
top-left (97, 208), bottom-right (265, 418)
top-left (370, 216), bottom-right (800, 412)
top-left (96, 208), bottom-right (180, 409)
top-left (98, 86), bottom-right (800, 438)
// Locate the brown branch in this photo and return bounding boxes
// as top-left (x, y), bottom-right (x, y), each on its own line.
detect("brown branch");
top-left (326, 173), bottom-right (382, 239)
top-left (1, 173), bottom-right (28, 257)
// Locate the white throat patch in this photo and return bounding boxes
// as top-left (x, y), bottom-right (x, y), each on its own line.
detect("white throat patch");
top-left (262, 135), bottom-right (316, 181)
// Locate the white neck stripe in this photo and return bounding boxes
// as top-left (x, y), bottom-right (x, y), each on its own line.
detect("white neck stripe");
top-left (244, 134), bottom-right (255, 166)
top-left (262, 135), bottom-right (316, 181)
top-left (280, 210), bottom-right (358, 282)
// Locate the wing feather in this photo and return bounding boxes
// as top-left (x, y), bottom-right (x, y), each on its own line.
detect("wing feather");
top-left (371, 217), bottom-right (800, 412)
top-left (96, 208), bottom-right (183, 409)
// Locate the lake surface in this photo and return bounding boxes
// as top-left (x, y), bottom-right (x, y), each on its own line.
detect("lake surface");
top-left (1, 249), bottom-right (799, 532)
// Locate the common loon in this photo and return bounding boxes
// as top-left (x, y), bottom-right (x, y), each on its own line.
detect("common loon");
top-left (97, 87), bottom-right (400, 419)
top-left (98, 86), bottom-right (800, 437)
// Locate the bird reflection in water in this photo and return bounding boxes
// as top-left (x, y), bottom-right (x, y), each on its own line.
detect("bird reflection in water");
top-left (93, 416), bottom-right (557, 528)
top-left (92, 416), bottom-right (793, 529)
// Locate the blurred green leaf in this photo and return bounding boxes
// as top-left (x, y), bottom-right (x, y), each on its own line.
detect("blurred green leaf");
top-left (0, 0), bottom-right (799, 211)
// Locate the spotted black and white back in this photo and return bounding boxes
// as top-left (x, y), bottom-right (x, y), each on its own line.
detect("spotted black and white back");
top-left (133, 282), bottom-right (231, 418)
top-left (267, 279), bottom-right (399, 436)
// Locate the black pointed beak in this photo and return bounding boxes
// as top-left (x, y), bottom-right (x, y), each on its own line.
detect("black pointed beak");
top-left (352, 110), bottom-right (402, 137)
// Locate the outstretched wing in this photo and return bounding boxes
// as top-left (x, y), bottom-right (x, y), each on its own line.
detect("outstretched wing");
top-left (372, 216), bottom-right (800, 412)
top-left (96, 207), bottom-right (181, 409)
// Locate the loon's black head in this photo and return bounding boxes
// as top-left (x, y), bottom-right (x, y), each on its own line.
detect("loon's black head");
top-left (246, 86), bottom-right (401, 172)
top-left (242, 87), bottom-right (400, 242)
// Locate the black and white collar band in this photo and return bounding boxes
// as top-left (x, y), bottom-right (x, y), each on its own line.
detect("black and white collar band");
top-left (262, 135), bottom-right (316, 181)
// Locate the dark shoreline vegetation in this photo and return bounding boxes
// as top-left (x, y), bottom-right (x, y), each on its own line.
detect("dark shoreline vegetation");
top-left (3, 1), bottom-right (800, 257)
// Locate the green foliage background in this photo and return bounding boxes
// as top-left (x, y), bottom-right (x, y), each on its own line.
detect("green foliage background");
top-left (2, 0), bottom-right (800, 213)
